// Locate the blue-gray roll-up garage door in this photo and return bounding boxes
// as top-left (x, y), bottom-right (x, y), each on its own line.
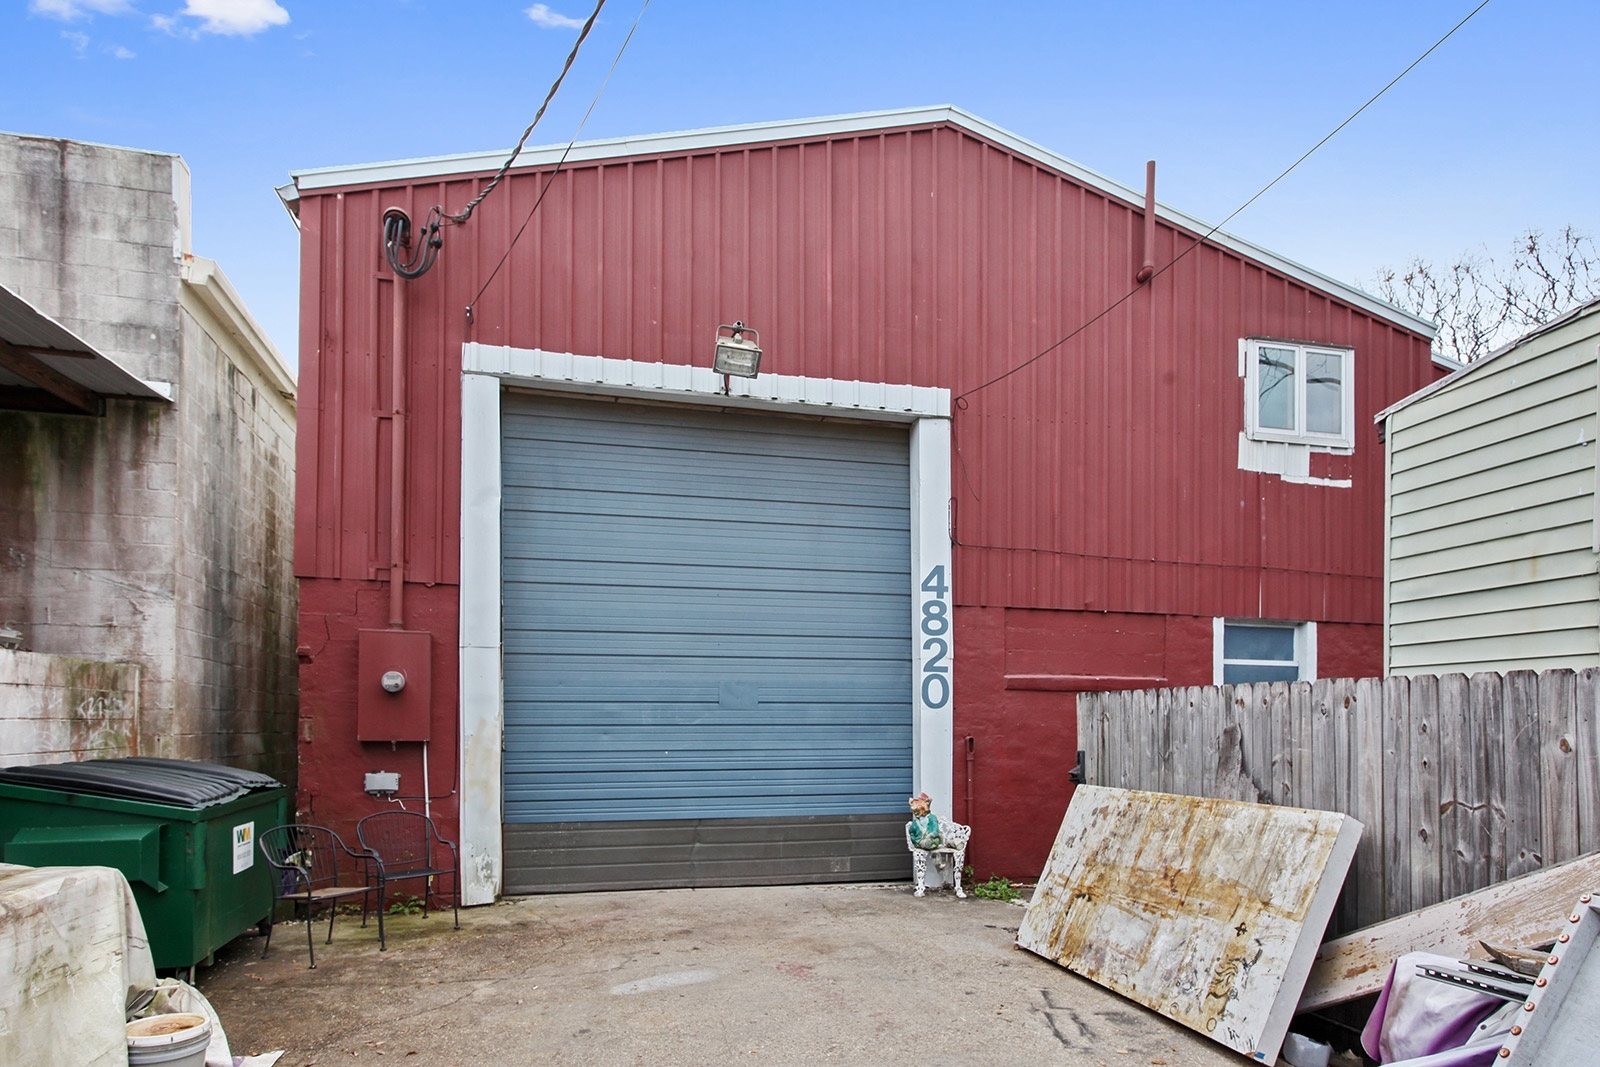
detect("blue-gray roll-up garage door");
top-left (501, 393), bottom-right (913, 892)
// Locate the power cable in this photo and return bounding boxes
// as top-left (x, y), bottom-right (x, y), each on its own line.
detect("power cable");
top-left (952, 0), bottom-right (1494, 406)
top-left (444, 0), bottom-right (607, 226)
top-left (467, 0), bottom-right (653, 323)
top-left (381, 0), bottom-right (609, 280)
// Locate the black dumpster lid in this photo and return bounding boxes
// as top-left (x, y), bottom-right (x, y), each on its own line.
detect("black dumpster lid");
top-left (0, 757), bottom-right (282, 808)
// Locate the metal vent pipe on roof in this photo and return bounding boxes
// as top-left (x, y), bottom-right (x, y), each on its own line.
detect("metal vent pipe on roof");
top-left (1135, 160), bottom-right (1156, 285)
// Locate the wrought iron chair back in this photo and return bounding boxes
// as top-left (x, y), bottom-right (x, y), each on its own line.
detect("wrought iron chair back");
top-left (357, 810), bottom-right (460, 930)
top-left (357, 811), bottom-right (435, 875)
top-left (258, 824), bottom-right (338, 891)
top-left (257, 823), bottom-right (384, 967)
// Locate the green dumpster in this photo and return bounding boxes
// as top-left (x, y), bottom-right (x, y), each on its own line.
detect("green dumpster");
top-left (0, 758), bottom-right (288, 970)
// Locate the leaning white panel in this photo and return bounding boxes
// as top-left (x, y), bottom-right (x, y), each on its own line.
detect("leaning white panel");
top-left (1018, 786), bottom-right (1361, 1065)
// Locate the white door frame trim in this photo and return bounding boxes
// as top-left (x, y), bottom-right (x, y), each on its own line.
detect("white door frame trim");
top-left (457, 343), bottom-right (953, 904)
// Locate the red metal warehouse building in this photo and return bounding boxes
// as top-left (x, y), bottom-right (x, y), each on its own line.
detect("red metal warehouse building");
top-left (282, 106), bottom-right (1444, 904)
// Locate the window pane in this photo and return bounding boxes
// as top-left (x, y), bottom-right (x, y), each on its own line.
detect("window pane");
top-left (1224, 662), bottom-right (1302, 684)
top-left (1306, 350), bottom-right (1343, 435)
top-left (1257, 346), bottom-right (1296, 430)
top-left (1224, 624), bottom-right (1296, 662)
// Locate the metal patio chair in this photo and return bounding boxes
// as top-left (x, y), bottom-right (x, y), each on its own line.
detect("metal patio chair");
top-left (258, 823), bottom-right (385, 968)
top-left (357, 810), bottom-right (460, 930)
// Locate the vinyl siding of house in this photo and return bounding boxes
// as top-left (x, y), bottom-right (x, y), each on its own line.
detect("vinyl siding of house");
top-left (1385, 303), bottom-right (1600, 675)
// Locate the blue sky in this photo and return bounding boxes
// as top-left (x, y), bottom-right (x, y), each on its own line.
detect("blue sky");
top-left (8, 0), bottom-right (1597, 370)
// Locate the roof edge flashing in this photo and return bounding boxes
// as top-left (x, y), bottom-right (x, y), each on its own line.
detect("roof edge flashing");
top-left (291, 105), bottom-right (1435, 339)
top-left (180, 255), bottom-right (297, 400)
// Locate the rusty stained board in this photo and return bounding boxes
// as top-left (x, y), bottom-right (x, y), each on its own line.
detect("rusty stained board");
top-left (1017, 786), bottom-right (1362, 1065)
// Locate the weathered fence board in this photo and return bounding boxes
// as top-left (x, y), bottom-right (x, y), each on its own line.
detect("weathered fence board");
top-left (1079, 668), bottom-right (1600, 930)
top-left (1382, 675), bottom-right (1413, 918)
top-left (1353, 676), bottom-right (1385, 930)
top-left (1410, 673), bottom-right (1442, 912)
top-left (1579, 668), bottom-right (1600, 855)
top-left (1504, 671), bottom-right (1543, 879)
top-left (1540, 669), bottom-right (1579, 864)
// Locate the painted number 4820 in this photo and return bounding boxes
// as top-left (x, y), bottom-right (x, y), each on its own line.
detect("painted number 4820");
top-left (920, 565), bottom-right (950, 709)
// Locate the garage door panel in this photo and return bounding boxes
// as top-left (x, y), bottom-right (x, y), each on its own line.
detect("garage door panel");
top-left (502, 701), bottom-right (914, 729)
top-left (506, 401), bottom-right (907, 462)
top-left (504, 784), bottom-right (913, 823)
top-left (502, 395), bottom-right (914, 889)
top-left (503, 561), bottom-right (909, 596)
top-left (503, 593), bottom-right (911, 637)
top-left (503, 451), bottom-right (909, 507)
top-left (504, 506), bottom-right (908, 551)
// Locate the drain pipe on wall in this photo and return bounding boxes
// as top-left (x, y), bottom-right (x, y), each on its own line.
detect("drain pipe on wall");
top-left (964, 735), bottom-right (975, 826)
top-left (389, 269), bottom-right (432, 823)
top-left (1135, 160), bottom-right (1157, 285)
top-left (389, 273), bottom-right (408, 630)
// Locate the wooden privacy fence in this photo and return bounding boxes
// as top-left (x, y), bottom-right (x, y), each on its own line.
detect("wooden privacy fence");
top-left (1077, 670), bottom-right (1600, 936)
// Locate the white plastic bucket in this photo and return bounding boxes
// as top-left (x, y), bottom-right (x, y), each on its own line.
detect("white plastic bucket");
top-left (126, 1012), bottom-right (212, 1067)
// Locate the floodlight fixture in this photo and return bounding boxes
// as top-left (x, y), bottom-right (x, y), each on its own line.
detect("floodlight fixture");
top-left (713, 321), bottom-right (762, 378)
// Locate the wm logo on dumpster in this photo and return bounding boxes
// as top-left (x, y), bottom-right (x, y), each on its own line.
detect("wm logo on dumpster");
top-left (232, 821), bottom-right (255, 874)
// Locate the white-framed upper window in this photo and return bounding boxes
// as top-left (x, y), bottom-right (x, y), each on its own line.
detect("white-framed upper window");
top-left (1243, 338), bottom-right (1354, 449)
top-left (1212, 619), bottom-right (1317, 685)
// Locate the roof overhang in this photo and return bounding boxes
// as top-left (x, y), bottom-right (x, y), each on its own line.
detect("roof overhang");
top-left (290, 104), bottom-right (1438, 340)
top-left (1376, 297), bottom-right (1600, 424)
top-left (0, 283), bottom-right (170, 416)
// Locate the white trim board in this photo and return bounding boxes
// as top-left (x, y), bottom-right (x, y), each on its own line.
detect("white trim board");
top-left (457, 345), bottom-right (954, 904)
top-left (293, 106), bottom-right (1434, 340)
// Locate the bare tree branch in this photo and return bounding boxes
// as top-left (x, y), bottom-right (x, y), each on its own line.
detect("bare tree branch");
top-left (1370, 226), bottom-right (1600, 363)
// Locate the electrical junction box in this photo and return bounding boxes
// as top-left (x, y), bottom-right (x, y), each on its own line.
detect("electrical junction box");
top-left (357, 629), bottom-right (432, 742)
top-left (364, 771), bottom-right (400, 795)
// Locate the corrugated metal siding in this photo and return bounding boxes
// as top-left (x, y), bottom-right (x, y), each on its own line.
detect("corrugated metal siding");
top-left (1387, 312), bottom-right (1600, 675)
top-left (296, 121), bottom-right (1437, 622)
top-left (500, 394), bottom-right (912, 822)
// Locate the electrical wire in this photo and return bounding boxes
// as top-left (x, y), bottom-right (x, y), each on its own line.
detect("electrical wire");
top-left (445, 0), bottom-right (607, 225)
top-left (952, 0), bottom-right (1494, 405)
top-left (466, 0), bottom-right (652, 321)
top-left (381, 0), bottom-right (609, 280)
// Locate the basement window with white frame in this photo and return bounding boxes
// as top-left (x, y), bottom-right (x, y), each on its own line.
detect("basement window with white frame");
top-left (1243, 339), bottom-right (1354, 449)
top-left (1213, 619), bottom-right (1317, 685)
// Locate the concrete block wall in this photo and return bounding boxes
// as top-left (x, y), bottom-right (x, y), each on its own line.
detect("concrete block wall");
top-left (0, 648), bottom-right (140, 766)
top-left (170, 304), bottom-right (297, 783)
top-left (0, 135), bottom-right (184, 723)
top-left (0, 132), bottom-right (296, 783)
top-left (0, 134), bottom-right (184, 386)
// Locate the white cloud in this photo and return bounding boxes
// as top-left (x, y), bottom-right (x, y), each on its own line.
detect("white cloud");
top-left (176, 0), bottom-right (289, 36)
top-left (31, 0), bottom-right (135, 19)
top-left (61, 29), bottom-right (90, 55)
top-left (111, 44), bottom-right (136, 58)
top-left (526, 3), bottom-right (584, 29)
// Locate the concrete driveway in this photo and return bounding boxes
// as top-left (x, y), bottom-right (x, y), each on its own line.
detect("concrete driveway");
top-left (202, 883), bottom-right (1244, 1067)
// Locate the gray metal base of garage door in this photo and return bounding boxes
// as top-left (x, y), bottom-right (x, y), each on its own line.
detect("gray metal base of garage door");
top-left (503, 814), bottom-right (909, 894)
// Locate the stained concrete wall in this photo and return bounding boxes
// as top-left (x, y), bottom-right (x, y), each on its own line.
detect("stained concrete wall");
top-left (0, 133), bottom-right (296, 783)
top-left (0, 648), bottom-right (140, 765)
top-left (170, 288), bottom-right (297, 781)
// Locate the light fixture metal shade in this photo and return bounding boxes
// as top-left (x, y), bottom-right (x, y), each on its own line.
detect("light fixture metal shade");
top-left (713, 321), bottom-right (762, 378)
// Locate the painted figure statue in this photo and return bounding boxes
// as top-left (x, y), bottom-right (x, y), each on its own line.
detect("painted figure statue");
top-left (905, 792), bottom-right (971, 897)
top-left (907, 792), bottom-right (944, 850)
